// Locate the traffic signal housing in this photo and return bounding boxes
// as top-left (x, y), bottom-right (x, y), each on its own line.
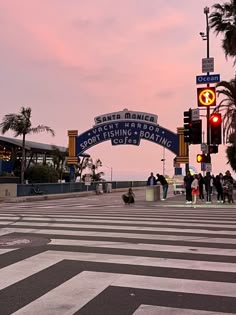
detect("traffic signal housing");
top-left (183, 109), bottom-right (192, 143)
top-left (196, 154), bottom-right (210, 163)
top-left (183, 109), bottom-right (202, 144)
top-left (209, 145), bottom-right (218, 154)
top-left (191, 120), bottom-right (202, 144)
top-left (210, 113), bottom-right (222, 144)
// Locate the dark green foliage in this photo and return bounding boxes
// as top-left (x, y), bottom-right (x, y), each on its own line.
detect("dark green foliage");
top-left (25, 164), bottom-right (59, 183)
top-left (209, 1), bottom-right (236, 64)
top-left (226, 145), bottom-right (236, 171)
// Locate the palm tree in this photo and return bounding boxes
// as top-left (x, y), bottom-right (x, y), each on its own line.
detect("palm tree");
top-left (0, 107), bottom-right (55, 183)
top-left (51, 146), bottom-right (68, 180)
top-left (87, 158), bottom-right (104, 182)
top-left (215, 78), bottom-right (236, 170)
top-left (216, 78), bottom-right (236, 142)
top-left (209, 1), bottom-right (236, 63)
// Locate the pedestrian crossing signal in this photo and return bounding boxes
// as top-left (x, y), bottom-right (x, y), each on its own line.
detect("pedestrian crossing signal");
top-left (209, 145), bottom-right (218, 154)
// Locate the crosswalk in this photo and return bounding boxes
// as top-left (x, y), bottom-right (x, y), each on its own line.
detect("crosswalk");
top-left (0, 199), bottom-right (236, 314)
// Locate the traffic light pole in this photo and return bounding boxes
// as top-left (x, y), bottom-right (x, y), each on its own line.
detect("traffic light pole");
top-left (205, 7), bottom-right (211, 164)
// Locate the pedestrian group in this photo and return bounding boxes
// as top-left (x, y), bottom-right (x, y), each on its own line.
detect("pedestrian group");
top-left (184, 170), bottom-right (234, 205)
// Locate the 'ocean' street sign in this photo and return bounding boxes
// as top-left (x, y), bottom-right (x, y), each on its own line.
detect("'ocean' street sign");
top-left (196, 74), bottom-right (220, 84)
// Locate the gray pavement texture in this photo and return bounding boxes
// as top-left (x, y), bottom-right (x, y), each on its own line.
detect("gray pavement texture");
top-left (0, 190), bottom-right (236, 314)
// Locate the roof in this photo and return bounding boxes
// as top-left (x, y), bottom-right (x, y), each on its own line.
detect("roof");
top-left (0, 135), bottom-right (67, 153)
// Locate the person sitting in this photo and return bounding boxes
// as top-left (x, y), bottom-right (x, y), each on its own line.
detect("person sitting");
top-left (122, 188), bottom-right (135, 205)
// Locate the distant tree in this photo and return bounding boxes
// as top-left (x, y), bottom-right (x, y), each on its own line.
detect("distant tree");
top-left (51, 146), bottom-right (68, 180)
top-left (216, 78), bottom-right (236, 142)
top-left (75, 156), bottom-right (90, 181)
top-left (25, 164), bottom-right (59, 183)
top-left (209, 0), bottom-right (236, 64)
top-left (0, 107), bottom-right (55, 183)
top-left (87, 158), bottom-right (104, 182)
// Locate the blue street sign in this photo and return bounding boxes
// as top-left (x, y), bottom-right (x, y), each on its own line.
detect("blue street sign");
top-left (196, 74), bottom-right (220, 84)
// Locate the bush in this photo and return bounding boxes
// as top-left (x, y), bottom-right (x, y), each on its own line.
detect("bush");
top-left (25, 164), bottom-right (59, 183)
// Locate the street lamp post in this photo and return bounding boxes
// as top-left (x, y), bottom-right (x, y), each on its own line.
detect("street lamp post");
top-left (102, 164), bottom-right (113, 182)
top-left (161, 147), bottom-right (165, 176)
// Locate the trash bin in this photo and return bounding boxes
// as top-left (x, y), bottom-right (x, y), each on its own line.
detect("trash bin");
top-left (146, 185), bottom-right (160, 201)
top-left (96, 183), bottom-right (104, 194)
top-left (105, 183), bottom-right (112, 193)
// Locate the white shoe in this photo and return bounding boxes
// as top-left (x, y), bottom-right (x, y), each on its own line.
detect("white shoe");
top-left (217, 200), bottom-right (220, 203)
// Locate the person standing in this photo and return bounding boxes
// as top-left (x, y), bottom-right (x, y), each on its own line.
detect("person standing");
top-left (198, 173), bottom-right (205, 200)
top-left (191, 175), bottom-right (199, 205)
top-left (184, 171), bottom-right (193, 204)
top-left (156, 173), bottom-right (168, 200)
top-left (215, 173), bottom-right (224, 203)
top-left (147, 172), bottom-right (157, 186)
top-left (204, 172), bottom-right (212, 203)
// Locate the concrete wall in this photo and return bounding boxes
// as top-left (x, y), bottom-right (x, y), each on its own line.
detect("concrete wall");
top-left (0, 183), bottom-right (17, 198)
top-left (17, 181), bottom-right (147, 197)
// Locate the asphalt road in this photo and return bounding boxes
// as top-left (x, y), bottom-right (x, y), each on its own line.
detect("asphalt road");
top-left (0, 190), bottom-right (236, 314)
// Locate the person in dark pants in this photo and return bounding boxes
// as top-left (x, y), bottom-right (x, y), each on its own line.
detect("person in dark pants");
top-left (122, 188), bottom-right (135, 205)
top-left (198, 173), bottom-right (205, 200)
top-left (215, 173), bottom-right (224, 203)
top-left (204, 172), bottom-right (212, 203)
top-left (156, 173), bottom-right (168, 200)
top-left (184, 171), bottom-right (193, 204)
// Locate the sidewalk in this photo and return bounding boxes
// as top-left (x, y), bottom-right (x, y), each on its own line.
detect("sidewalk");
top-left (1, 187), bottom-right (236, 208)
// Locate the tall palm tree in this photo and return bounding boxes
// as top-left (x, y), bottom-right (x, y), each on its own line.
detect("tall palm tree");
top-left (87, 158), bottom-right (104, 182)
top-left (216, 78), bottom-right (236, 142)
top-left (0, 107), bottom-right (55, 183)
top-left (209, 0), bottom-right (236, 63)
top-left (51, 146), bottom-right (68, 180)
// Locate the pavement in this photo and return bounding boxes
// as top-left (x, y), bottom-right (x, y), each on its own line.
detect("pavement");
top-left (1, 189), bottom-right (236, 313)
top-left (2, 185), bottom-right (236, 209)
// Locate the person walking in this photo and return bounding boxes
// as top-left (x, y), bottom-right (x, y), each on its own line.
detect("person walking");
top-left (198, 173), bottom-right (205, 200)
top-left (156, 173), bottom-right (168, 200)
top-left (191, 175), bottom-right (199, 205)
top-left (147, 172), bottom-right (157, 186)
top-left (184, 171), bottom-right (193, 204)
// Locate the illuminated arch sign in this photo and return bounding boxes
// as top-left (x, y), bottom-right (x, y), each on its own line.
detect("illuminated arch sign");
top-left (75, 110), bottom-right (179, 156)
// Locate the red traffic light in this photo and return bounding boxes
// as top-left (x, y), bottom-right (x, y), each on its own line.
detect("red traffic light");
top-left (210, 113), bottom-right (221, 125)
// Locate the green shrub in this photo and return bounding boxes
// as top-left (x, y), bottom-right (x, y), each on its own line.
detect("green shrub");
top-left (25, 164), bottom-right (59, 183)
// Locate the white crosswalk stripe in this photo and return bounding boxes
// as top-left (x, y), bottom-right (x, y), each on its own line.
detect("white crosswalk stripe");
top-left (1, 198), bottom-right (236, 314)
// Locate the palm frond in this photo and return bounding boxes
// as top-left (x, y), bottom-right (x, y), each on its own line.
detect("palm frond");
top-left (29, 125), bottom-right (55, 136)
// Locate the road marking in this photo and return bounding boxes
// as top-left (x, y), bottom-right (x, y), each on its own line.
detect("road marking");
top-left (48, 238), bottom-right (236, 256)
top-left (12, 271), bottom-right (120, 315)
top-left (2, 227), bottom-right (236, 244)
top-left (133, 304), bottom-right (228, 315)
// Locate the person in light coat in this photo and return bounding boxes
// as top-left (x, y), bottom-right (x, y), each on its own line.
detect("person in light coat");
top-left (191, 174), bottom-right (199, 205)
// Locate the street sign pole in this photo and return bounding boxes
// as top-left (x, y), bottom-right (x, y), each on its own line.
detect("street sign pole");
top-left (205, 8), bottom-right (211, 167)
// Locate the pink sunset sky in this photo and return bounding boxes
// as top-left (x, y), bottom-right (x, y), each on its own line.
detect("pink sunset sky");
top-left (0, 0), bottom-right (234, 180)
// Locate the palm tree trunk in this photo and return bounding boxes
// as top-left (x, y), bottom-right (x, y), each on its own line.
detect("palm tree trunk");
top-left (21, 133), bottom-right (26, 184)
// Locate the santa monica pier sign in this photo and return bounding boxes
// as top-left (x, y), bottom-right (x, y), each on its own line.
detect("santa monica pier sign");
top-left (67, 109), bottom-right (181, 162)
